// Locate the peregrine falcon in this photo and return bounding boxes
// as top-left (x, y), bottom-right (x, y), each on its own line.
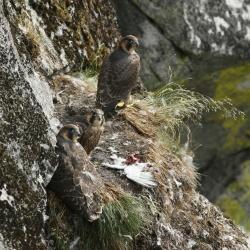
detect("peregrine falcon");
top-left (77, 109), bottom-right (105, 155)
top-left (96, 35), bottom-right (141, 116)
top-left (47, 124), bottom-right (104, 222)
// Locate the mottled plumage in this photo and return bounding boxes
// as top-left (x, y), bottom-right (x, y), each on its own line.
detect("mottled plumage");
top-left (96, 35), bottom-right (141, 115)
top-left (47, 124), bottom-right (104, 222)
top-left (77, 109), bottom-right (105, 154)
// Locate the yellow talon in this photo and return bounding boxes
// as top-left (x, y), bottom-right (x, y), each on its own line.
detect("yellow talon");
top-left (116, 101), bottom-right (125, 108)
top-left (126, 103), bottom-right (134, 108)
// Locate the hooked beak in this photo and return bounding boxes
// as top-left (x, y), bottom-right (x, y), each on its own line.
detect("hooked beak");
top-left (74, 130), bottom-right (81, 138)
top-left (134, 39), bottom-right (139, 47)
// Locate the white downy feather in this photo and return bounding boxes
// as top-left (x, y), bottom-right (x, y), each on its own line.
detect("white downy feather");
top-left (102, 154), bottom-right (126, 169)
top-left (102, 154), bottom-right (157, 188)
top-left (124, 163), bottom-right (157, 188)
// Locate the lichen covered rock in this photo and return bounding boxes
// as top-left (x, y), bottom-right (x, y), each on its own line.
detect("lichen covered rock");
top-left (193, 62), bottom-right (250, 201)
top-left (113, 0), bottom-right (250, 87)
top-left (0, 2), bottom-right (57, 248)
top-left (0, 0), bottom-right (119, 248)
top-left (217, 161), bottom-right (250, 231)
top-left (5, 0), bottom-right (119, 75)
top-left (214, 62), bottom-right (250, 152)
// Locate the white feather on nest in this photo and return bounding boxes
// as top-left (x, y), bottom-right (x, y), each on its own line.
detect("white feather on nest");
top-left (102, 154), bottom-right (157, 188)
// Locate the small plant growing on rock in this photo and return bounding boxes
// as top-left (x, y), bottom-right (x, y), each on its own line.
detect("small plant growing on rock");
top-left (123, 81), bottom-right (244, 154)
top-left (84, 43), bottom-right (107, 78)
top-left (77, 193), bottom-right (151, 250)
top-left (46, 189), bottom-right (152, 250)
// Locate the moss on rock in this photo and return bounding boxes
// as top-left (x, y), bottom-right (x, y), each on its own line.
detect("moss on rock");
top-left (214, 62), bottom-right (250, 152)
top-left (30, 0), bottom-right (120, 71)
top-left (217, 161), bottom-right (250, 231)
top-left (190, 61), bottom-right (250, 201)
top-left (4, 0), bottom-right (119, 75)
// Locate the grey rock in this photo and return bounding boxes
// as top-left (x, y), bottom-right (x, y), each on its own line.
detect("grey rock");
top-left (132, 0), bottom-right (250, 57)
top-left (0, 0), bottom-right (119, 248)
top-left (113, 0), bottom-right (250, 87)
top-left (0, 2), bottom-right (57, 249)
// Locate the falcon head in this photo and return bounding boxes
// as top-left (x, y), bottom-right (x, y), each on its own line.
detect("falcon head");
top-left (58, 124), bottom-right (81, 142)
top-left (85, 109), bottom-right (105, 127)
top-left (119, 35), bottom-right (139, 54)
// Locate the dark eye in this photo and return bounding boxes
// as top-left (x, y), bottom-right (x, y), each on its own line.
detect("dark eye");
top-left (90, 113), bottom-right (96, 123)
top-left (69, 128), bottom-right (75, 135)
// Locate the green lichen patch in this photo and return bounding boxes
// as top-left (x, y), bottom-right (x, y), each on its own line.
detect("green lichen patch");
top-left (216, 161), bottom-right (250, 231)
top-left (217, 197), bottom-right (250, 230)
top-left (214, 62), bottom-right (250, 151)
top-left (29, 0), bottom-right (119, 71)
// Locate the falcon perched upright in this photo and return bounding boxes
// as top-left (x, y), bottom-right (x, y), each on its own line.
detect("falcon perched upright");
top-left (76, 109), bottom-right (105, 154)
top-left (96, 35), bottom-right (141, 116)
top-left (47, 124), bottom-right (104, 222)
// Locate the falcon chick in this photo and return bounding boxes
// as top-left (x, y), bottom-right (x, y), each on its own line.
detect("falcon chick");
top-left (96, 35), bottom-right (141, 116)
top-left (47, 124), bottom-right (104, 222)
top-left (77, 109), bottom-right (105, 155)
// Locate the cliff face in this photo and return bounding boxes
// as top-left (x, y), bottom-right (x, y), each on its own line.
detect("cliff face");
top-left (0, 3), bottom-right (57, 248)
top-left (0, 0), bottom-right (118, 248)
top-left (0, 0), bottom-right (249, 249)
top-left (113, 0), bottom-right (250, 88)
top-left (5, 0), bottom-right (119, 75)
top-left (113, 0), bottom-right (250, 204)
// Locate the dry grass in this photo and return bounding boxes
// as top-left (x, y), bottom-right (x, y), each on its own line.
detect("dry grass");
top-left (85, 43), bottom-right (108, 77)
top-left (100, 183), bottom-right (126, 203)
top-left (148, 142), bottom-right (198, 191)
top-left (122, 82), bottom-right (244, 154)
top-left (46, 191), bottom-right (74, 250)
top-left (77, 193), bottom-right (151, 250)
top-left (18, 19), bottom-right (41, 58)
top-left (47, 183), bottom-right (151, 250)
top-left (121, 102), bottom-right (157, 137)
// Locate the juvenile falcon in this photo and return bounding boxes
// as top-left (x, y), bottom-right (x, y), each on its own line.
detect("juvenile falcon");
top-left (47, 124), bottom-right (104, 222)
top-left (77, 109), bottom-right (105, 155)
top-left (96, 35), bottom-right (141, 116)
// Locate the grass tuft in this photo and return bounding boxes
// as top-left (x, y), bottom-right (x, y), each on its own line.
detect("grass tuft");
top-left (78, 194), bottom-right (151, 250)
top-left (151, 83), bottom-right (243, 128)
top-left (123, 82), bottom-right (244, 153)
top-left (47, 189), bottom-right (151, 250)
top-left (84, 43), bottom-right (107, 78)
top-left (46, 192), bottom-right (73, 250)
